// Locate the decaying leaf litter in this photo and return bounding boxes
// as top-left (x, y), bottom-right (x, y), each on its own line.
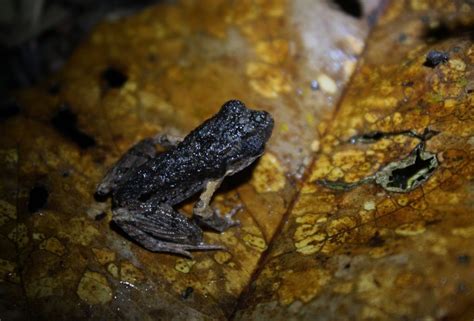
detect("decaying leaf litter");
top-left (1, 0), bottom-right (473, 320)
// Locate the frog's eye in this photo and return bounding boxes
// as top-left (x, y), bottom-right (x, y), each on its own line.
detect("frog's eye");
top-left (221, 100), bottom-right (246, 114)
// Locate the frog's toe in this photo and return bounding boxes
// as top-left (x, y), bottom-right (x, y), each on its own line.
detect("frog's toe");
top-left (225, 204), bottom-right (242, 220)
top-left (167, 242), bottom-right (226, 258)
top-left (195, 205), bottom-right (242, 232)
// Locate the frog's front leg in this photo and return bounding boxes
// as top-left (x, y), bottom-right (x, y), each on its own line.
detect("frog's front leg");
top-left (193, 179), bottom-right (241, 232)
top-left (97, 134), bottom-right (182, 196)
top-left (113, 204), bottom-right (224, 258)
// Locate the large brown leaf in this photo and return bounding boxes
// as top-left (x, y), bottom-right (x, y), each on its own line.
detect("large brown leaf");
top-left (0, 0), bottom-right (472, 320)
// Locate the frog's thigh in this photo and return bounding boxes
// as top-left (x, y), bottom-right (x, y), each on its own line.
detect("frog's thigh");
top-left (97, 138), bottom-right (160, 195)
top-left (113, 208), bottom-right (223, 257)
top-left (193, 178), bottom-right (223, 219)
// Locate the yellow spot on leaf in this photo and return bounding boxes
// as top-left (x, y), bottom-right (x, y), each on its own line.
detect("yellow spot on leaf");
top-left (243, 233), bottom-right (267, 251)
top-left (251, 153), bottom-right (286, 193)
top-left (32, 233), bottom-right (46, 241)
top-left (77, 271), bottom-right (113, 305)
top-left (449, 59), bottom-right (466, 71)
top-left (175, 259), bottom-right (196, 273)
top-left (120, 261), bottom-right (145, 285)
top-left (327, 167), bottom-right (344, 181)
top-left (92, 248), bottom-right (116, 265)
top-left (294, 234), bottom-right (326, 255)
top-left (363, 201), bottom-right (376, 211)
top-left (395, 222), bottom-right (426, 236)
top-left (214, 251), bottom-right (232, 264)
top-left (107, 263), bottom-right (119, 278)
top-left (255, 39), bottom-right (288, 64)
top-left (310, 139), bottom-right (320, 152)
top-left (40, 237), bottom-right (66, 256)
top-left (246, 62), bottom-right (292, 98)
top-left (452, 226), bottom-right (474, 238)
top-left (317, 74), bottom-right (337, 94)
top-left (364, 112), bottom-right (378, 123)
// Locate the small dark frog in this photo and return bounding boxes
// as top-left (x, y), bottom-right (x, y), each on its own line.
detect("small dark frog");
top-left (97, 100), bottom-right (274, 257)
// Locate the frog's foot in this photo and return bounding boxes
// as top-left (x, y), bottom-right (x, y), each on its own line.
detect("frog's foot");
top-left (194, 204), bottom-right (242, 233)
top-left (113, 206), bottom-right (225, 258)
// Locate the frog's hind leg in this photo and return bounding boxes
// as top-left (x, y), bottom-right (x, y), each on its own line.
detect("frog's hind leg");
top-left (96, 134), bottom-right (183, 196)
top-left (193, 178), bottom-right (241, 232)
top-left (112, 205), bottom-right (224, 258)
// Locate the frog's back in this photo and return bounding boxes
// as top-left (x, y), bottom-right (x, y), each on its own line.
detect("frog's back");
top-left (113, 99), bottom-right (273, 207)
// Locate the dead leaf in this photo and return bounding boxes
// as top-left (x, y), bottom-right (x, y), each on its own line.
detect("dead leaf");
top-left (1, 0), bottom-right (473, 320)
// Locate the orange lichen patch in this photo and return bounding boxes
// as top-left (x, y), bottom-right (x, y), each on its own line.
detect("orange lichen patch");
top-left (76, 271), bottom-right (113, 305)
top-left (92, 248), bottom-right (116, 265)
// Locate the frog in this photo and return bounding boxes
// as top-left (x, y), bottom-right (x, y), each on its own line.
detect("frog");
top-left (96, 100), bottom-right (274, 257)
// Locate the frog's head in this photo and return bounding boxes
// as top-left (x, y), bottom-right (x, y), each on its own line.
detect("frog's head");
top-left (215, 99), bottom-right (274, 174)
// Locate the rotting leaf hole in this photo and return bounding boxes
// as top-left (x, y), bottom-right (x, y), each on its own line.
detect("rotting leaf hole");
top-left (101, 66), bottom-right (128, 89)
top-left (28, 185), bottom-right (49, 213)
top-left (386, 153), bottom-right (435, 190)
top-left (51, 103), bottom-right (96, 149)
top-left (331, 0), bottom-right (362, 18)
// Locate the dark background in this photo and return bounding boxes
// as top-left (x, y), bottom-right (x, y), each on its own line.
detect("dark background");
top-left (0, 0), bottom-right (165, 97)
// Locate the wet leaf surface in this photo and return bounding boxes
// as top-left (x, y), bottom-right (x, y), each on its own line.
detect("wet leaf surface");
top-left (0, 0), bottom-right (473, 320)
